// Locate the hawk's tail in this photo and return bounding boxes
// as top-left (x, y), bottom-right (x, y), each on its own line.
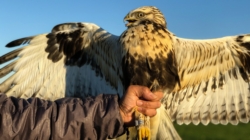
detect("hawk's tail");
top-left (155, 106), bottom-right (181, 140)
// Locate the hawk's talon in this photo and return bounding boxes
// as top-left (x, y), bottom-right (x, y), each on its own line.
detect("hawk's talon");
top-left (138, 126), bottom-right (151, 140)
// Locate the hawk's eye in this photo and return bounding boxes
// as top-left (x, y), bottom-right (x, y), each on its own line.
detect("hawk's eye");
top-left (136, 12), bottom-right (145, 18)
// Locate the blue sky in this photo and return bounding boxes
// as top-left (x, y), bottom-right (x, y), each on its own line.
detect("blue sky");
top-left (0, 1), bottom-right (250, 83)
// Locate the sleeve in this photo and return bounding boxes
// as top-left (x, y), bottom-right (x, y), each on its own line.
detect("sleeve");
top-left (0, 94), bottom-right (125, 140)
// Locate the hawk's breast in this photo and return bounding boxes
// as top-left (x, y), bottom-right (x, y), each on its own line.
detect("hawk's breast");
top-left (120, 21), bottom-right (179, 92)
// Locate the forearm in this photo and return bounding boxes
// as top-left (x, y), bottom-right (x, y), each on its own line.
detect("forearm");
top-left (0, 94), bottom-right (125, 140)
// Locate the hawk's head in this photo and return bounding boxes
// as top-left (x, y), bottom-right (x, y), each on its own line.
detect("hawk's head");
top-left (124, 6), bottom-right (167, 28)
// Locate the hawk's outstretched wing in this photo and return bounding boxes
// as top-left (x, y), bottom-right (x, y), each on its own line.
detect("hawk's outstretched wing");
top-left (164, 34), bottom-right (250, 125)
top-left (0, 23), bottom-right (124, 100)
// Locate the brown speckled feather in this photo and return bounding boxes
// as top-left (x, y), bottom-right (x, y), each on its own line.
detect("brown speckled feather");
top-left (120, 20), bottom-right (179, 92)
top-left (0, 23), bottom-right (124, 100)
top-left (164, 34), bottom-right (250, 126)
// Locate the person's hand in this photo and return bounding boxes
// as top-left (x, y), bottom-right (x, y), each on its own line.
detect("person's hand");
top-left (119, 85), bottom-right (163, 127)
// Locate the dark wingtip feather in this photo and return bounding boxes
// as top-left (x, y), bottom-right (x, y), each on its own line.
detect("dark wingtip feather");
top-left (6, 36), bottom-right (35, 47)
top-left (0, 48), bottom-right (23, 64)
top-left (0, 61), bottom-right (16, 78)
top-left (51, 22), bottom-right (84, 33)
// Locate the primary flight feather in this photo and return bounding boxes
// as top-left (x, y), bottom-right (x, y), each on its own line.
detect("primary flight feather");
top-left (1, 6), bottom-right (250, 140)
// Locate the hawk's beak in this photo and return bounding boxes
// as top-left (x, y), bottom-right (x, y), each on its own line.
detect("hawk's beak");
top-left (124, 15), bottom-right (137, 27)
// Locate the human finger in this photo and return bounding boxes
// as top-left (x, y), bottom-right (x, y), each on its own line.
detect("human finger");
top-left (136, 86), bottom-right (158, 101)
top-left (136, 100), bottom-right (161, 109)
top-left (151, 91), bottom-right (164, 101)
top-left (137, 107), bottom-right (157, 117)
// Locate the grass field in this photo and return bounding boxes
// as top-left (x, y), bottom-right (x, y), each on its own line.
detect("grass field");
top-left (174, 122), bottom-right (250, 140)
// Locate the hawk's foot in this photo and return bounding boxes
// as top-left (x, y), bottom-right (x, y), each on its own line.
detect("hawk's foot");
top-left (135, 108), bottom-right (151, 140)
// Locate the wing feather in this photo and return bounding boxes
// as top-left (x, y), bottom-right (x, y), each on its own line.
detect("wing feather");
top-left (0, 22), bottom-right (124, 100)
top-left (163, 34), bottom-right (250, 125)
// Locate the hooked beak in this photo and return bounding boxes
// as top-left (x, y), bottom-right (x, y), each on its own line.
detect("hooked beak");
top-left (124, 14), bottom-right (137, 27)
